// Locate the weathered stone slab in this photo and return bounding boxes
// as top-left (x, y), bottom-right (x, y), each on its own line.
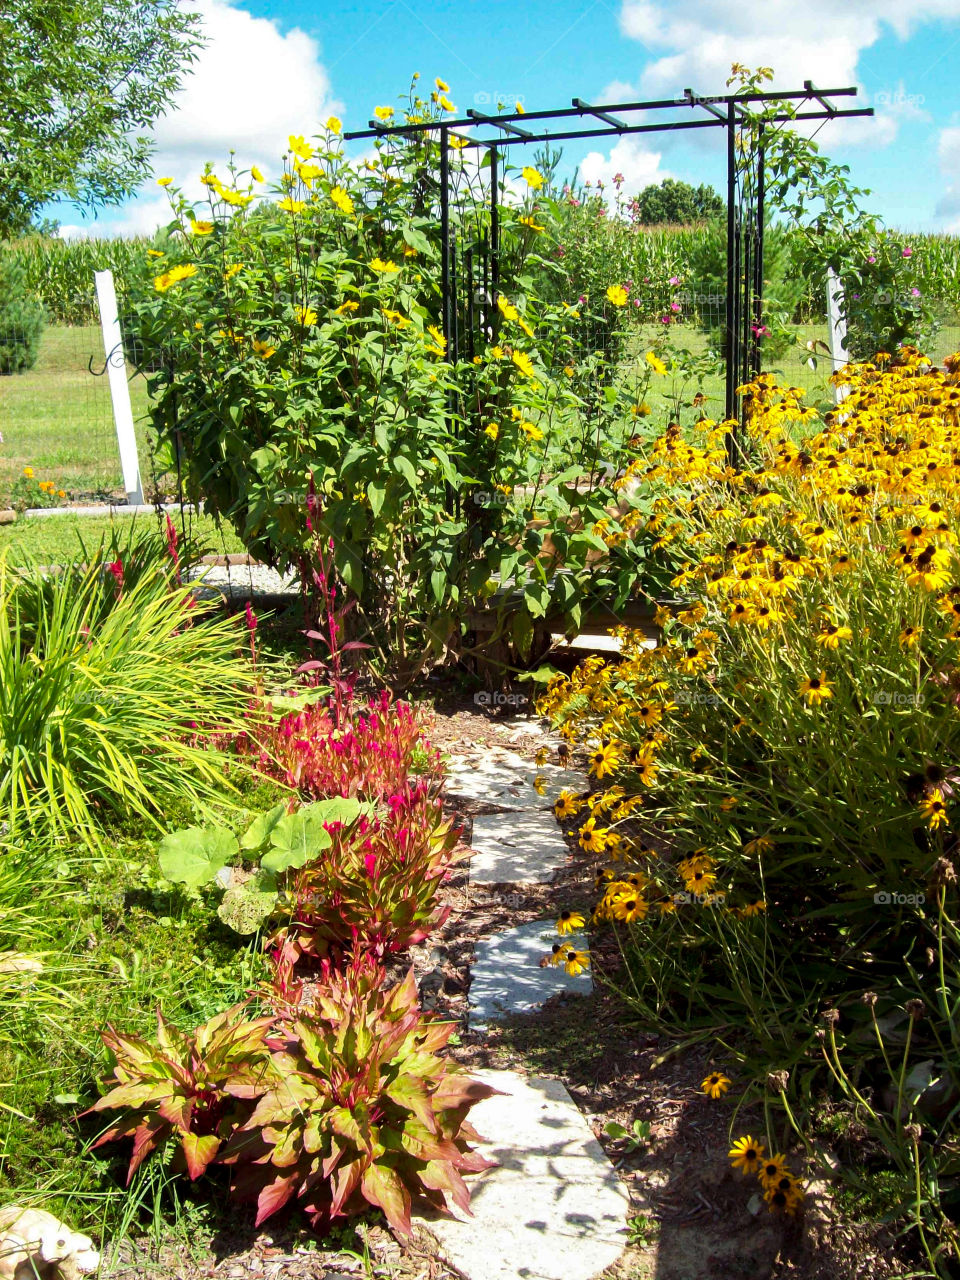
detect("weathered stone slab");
top-left (447, 747), bottom-right (586, 812)
top-left (469, 809), bottom-right (570, 885)
top-left (469, 920), bottom-right (591, 1029)
top-left (416, 1069), bottom-right (628, 1280)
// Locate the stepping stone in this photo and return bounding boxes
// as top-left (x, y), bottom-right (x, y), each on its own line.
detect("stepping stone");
top-left (415, 1069), bottom-right (628, 1280)
top-left (448, 748), bottom-right (586, 812)
top-left (469, 920), bottom-right (592, 1030)
top-left (469, 809), bottom-right (570, 885)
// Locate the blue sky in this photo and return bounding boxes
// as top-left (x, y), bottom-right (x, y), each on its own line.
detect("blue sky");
top-left (52, 0), bottom-right (960, 237)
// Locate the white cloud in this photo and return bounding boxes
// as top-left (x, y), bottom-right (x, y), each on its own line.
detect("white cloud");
top-left (935, 126), bottom-right (960, 227)
top-left (57, 0), bottom-right (340, 238)
top-left (579, 137), bottom-right (668, 195)
top-left (615, 0), bottom-right (958, 148)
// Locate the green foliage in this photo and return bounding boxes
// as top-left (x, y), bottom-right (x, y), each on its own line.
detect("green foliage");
top-left (0, 555), bottom-right (261, 846)
top-left (0, 250), bottom-right (45, 373)
top-left (0, 0), bottom-right (201, 236)
top-left (633, 179), bottom-right (724, 225)
top-left (127, 92), bottom-right (678, 674)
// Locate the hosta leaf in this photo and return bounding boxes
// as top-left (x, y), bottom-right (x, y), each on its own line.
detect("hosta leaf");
top-left (181, 1131), bottom-right (220, 1179)
top-left (158, 825), bottom-right (236, 889)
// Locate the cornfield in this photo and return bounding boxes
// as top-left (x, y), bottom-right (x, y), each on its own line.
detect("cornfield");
top-left (10, 236), bottom-right (155, 324)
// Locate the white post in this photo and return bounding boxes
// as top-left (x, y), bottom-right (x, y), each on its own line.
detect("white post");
top-left (94, 269), bottom-right (143, 505)
top-left (826, 266), bottom-right (851, 405)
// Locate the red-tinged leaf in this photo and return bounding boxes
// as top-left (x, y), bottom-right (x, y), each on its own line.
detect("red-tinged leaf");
top-left (254, 1172), bottom-right (298, 1226)
top-left (157, 1094), bottom-right (193, 1131)
top-left (181, 1131), bottom-right (220, 1179)
top-left (457, 1149), bottom-right (496, 1174)
top-left (88, 1079), bottom-right (175, 1112)
top-left (329, 1105), bottom-right (371, 1153)
top-left (339, 641), bottom-right (372, 652)
top-left (432, 1073), bottom-right (501, 1112)
top-left (420, 1159), bottom-right (472, 1216)
top-left (155, 1010), bottom-right (193, 1060)
top-left (384, 1075), bottom-right (438, 1136)
top-left (330, 1156), bottom-right (364, 1215)
top-left (360, 1162), bottom-right (412, 1237)
top-left (127, 1116), bottom-right (169, 1184)
top-left (295, 660), bottom-right (326, 673)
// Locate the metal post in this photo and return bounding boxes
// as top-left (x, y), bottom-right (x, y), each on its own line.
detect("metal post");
top-left (440, 126), bottom-right (451, 347)
top-left (750, 122), bottom-right (766, 379)
top-left (490, 146), bottom-right (500, 341)
top-left (724, 100), bottom-right (738, 460)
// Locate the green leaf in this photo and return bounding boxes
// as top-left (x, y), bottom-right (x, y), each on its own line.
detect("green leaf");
top-left (240, 801), bottom-right (288, 852)
top-left (260, 798), bottom-right (360, 874)
top-left (158, 826), bottom-right (236, 889)
top-left (367, 479), bottom-right (387, 517)
top-left (393, 454), bottom-right (418, 492)
top-left (217, 883), bottom-right (278, 934)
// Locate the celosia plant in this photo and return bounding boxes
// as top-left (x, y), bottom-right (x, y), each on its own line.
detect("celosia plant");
top-left (88, 964), bottom-right (495, 1237)
top-left (224, 961), bottom-right (495, 1234)
top-left (261, 690), bottom-right (444, 802)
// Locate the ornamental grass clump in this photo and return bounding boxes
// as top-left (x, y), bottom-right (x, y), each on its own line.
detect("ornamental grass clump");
top-left (0, 555), bottom-right (260, 846)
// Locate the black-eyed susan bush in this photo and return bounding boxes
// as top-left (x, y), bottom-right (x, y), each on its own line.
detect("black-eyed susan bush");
top-left (125, 77), bottom-right (687, 676)
top-left (539, 350), bottom-right (960, 1271)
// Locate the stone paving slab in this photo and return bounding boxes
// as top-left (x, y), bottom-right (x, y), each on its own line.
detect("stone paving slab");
top-left (469, 809), bottom-right (570, 885)
top-left (447, 748), bottom-right (586, 812)
top-left (469, 920), bottom-right (592, 1029)
top-left (415, 1069), bottom-right (627, 1280)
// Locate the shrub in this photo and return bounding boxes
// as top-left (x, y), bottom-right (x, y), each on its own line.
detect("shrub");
top-left (0, 555), bottom-right (261, 845)
top-left (126, 84), bottom-right (693, 673)
top-left (0, 250), bottom-right (45, 374)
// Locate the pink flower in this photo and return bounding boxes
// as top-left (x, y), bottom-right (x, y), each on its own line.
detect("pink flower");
top-left (867, 255), bottom-right (876, 263)
top-left (669, 275), bottom-right (680, 285)
top-left (902, 246), bottom-right (913, 257)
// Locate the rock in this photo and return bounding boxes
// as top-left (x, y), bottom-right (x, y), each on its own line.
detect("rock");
top-left (415, 1069), bottom-right (628, 1280)
top-left (469, 810), bottom-right (571, 885)
top-left (447, 748), bottom-right (586, 812)
top-left (469, 920), bottom-right (591, 1030)
top-left (0, 510), bottom-right (15, 525)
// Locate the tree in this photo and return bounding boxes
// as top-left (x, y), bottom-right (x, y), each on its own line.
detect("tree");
top-left (633, 179), bottom-right (724, 225)
top-left (0, 0), bottom-right (201, 238)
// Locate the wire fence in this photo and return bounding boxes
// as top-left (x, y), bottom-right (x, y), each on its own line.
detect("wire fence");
top-left (0, 281), bottom-right (165, 506)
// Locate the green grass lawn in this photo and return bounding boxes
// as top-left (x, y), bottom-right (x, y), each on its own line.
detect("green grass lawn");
top-left (0, 324), bottom-right (161, 501)
top-left (0, 511), bottom-right (246, 566)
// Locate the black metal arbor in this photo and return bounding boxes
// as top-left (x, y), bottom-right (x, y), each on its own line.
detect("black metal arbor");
top-left (346, 83), bottom-right (871, 438)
